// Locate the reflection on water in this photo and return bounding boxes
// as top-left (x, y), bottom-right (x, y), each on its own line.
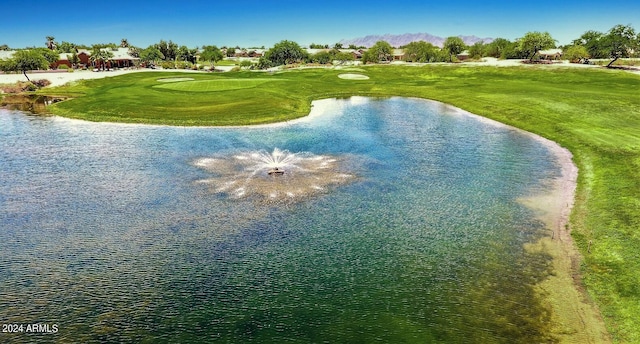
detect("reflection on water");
top-left (0, 94), bottom-right (67, 114)
top-left (0, 97), bottom-right (561, 343)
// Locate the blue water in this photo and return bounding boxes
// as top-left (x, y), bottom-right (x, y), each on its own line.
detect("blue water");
top-left (0, 97), bottom-right (560, 343)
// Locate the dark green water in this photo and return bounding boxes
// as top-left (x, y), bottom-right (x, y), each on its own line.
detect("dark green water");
top-left (0, 97), bottom-right (561, 343)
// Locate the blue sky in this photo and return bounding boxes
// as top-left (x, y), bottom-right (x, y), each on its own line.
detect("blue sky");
top-left (1, 0), bottom-right (638, 48)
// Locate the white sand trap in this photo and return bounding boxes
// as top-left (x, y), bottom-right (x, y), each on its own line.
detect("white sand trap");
top-left (338, 73), bottom-right (369, 80)
top-left (157, 77), bottom-right (195, 82)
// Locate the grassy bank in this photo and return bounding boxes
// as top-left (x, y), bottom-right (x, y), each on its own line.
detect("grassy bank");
top-left (45, 66), bottom-right (640, 342)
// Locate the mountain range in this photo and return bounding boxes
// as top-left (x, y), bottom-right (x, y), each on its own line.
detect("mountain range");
top-left (339, 33), bottom-right (493, 48)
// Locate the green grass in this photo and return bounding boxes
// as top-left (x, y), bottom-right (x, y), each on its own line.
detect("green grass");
top-left (153, 78), bottom-right (278, 92)
top-left (215, 59), bottom-right (241, 66)
top-left (44, 66), bottom-right (640, 342)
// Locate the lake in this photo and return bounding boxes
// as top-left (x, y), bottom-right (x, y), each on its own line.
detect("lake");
top-left (0, 97), bottom-right (563, 343)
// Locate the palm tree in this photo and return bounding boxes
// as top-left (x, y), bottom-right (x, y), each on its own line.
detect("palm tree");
top-left (90, 48), bottom-right (114, 71)
top-left (120, 39), bottom-right (129, 48)
top-left (46, 36), bottom-right (56, 50)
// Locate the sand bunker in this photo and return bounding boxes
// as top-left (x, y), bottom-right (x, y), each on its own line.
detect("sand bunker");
top-left (157, 77), bottom-right (195, 82)
top-left (338, 73), bottom-right (370, 80)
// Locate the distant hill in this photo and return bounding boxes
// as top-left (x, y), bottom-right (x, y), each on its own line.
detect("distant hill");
top-left (339, 33), bottom-right (493, 48)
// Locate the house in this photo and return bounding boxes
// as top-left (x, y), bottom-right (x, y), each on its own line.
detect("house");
top-left (344, 49), bottom-right (365, 60)
top-left (106, 47), bottom-right (139, 68)
top-left (54, 51), bottom-right (90, 68)
top-left (456, 50), bottom-right (470, 61)
top-left (247, 49), bottom-right (264, 58)
top-left (392, 49), bottom-right (405, 61)
top-left (0, 50), bottom-right (16, 61)
top-left (538, 49), bottom-right (563, 60)
top-left (305, 48), bottom-right (330, 56)
top-left (54, 53), bottom-right (73, 68)
top-left (77, 50), bottom-right (91, 66)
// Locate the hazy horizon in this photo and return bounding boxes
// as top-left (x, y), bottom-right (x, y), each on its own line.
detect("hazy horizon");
top-left (1, 0), bottom-right (638, 49)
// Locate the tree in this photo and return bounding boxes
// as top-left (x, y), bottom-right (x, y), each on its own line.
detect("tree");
top-left (334, 43), bottom-right (343, 49)
top-left (156, 40), bottom-right (178, 61)
top-left (484, 38), bottom-right (511, 58)
top-left (333, 51), bottom-right (354, 64)
top-left (0, 44), bottom-right (10, 51)
top-left (257, 56), bottom-right (273, 69)
top-left (362, 40), bottom-right (393, 64)
top-left (443, 36), bottom-right (466, 62)
top-left (226, 47), bottom-right (236, 57)
top-left (177, 45), bottom-right (197, 64)
top-left (120, 38), bottom-right (129, 48)
top-left (311, 51), bottom-right (332, 64)
top-left (402, 41), bottom-right (438, 62)
top-left (0, 49), bottom-right (49, 83)
top-left (309, 43), bottom-right (327, 49)
top-left (563, 45), bottom-right (590, 63)
top-left (602, 24), bottom-right (638, 67)
top-left (264, 40), bottom-right (307, 66)
top-left (572, 30), bottom-right (608, 59)
top-left (518, 31), bottom-right (556, 61)
top-left (69, 52), bottom-right (80, 68)
top-left (56, 41), bottom-right (76, 53)
top-left (127, 46), bottom-right (140, 58)
top-left (34, 48), bottom-right (59, 66)
top-left (139, 46), bottom-right (164, 66)
top-left (199, 45), bottom-right (223, 69)
top-left (467, 41), bottom-right (485, 59)
top-left (45, 36), bottom-right (56, 50)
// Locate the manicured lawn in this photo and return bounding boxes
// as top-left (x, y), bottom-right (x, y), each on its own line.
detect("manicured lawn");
top-left (45, 65), bottom-right (640, 342)
top-left (153, 78), bottom-right (280, 92)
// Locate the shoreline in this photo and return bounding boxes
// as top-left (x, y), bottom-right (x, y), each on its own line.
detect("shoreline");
top-left (520, 139), bottom-right (610, 343)
top-left (435, 101), bottom-right (611, 343)
top-left (1, 68), bottom-right (613, 340)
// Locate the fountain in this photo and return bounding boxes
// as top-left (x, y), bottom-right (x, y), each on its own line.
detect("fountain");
top-left (194, 148), bottom-right (355, 202)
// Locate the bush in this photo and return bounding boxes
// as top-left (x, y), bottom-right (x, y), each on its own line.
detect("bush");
top-left (0, 82), bottom-right (23, 93)
top-left (257, 56), bottom-right (273, 69)
top-left (160, 61), bottom-right (175, 69)
top-left (23, 83), bottom-right (37, 92)
top-left (33, 79), bottom-right (51, 88)
top-left (0, 80), bottom-right (51, 93)
top-left (563, 45), bottom-right (590, 63)
top-left (175, 61), bottom-right (193, 69)
top-left (58, 64), bottom-right (69, 70)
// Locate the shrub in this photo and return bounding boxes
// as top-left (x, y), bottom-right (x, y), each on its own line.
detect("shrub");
top-left (0, 83), bottom-right (23, 93)
top-left (160, 61), bottom-right (175, 69)
top-left (33, 79), bottom-right (51, 88)
top-left (563, 45), bottom-right (590, 63)
top-left (175, 61), bottom-right (192, 69)
top-left (58, 64), bottom-right (69, 70)
top-left (23, 83), bottom-right (37, 92)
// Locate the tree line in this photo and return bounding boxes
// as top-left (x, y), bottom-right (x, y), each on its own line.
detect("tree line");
top-left (1, 24), bottom-right (638, 82)
top-left (258, 24), bottom-right (638, 68)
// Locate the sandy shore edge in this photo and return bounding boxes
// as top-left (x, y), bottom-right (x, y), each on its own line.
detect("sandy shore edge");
top-left (440, 103), bottom-right (610, 343)
top-left (519, 142), bottom-right (611, 343)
